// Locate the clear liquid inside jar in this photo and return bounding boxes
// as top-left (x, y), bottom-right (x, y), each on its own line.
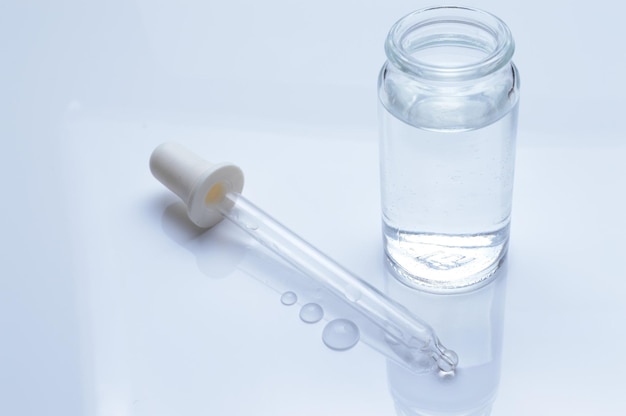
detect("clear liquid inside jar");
top-left (378, 7), bottom-right (520, 292)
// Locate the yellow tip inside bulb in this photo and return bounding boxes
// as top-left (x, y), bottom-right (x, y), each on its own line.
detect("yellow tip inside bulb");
top-left (205, 182), bottom-right (226, 205)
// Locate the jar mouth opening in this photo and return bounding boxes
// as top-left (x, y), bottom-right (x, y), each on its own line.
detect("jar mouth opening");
top-left (385, 6), bottom-right (515, 81)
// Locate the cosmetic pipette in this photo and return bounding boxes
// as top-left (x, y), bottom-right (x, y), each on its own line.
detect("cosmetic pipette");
top-left (149, 142), bottom-right (458, 373)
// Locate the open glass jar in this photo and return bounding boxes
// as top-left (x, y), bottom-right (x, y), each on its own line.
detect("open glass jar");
top-left (378, 6), bottom-right (520, 292)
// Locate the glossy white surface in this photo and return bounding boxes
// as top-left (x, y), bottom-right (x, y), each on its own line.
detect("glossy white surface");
top-left (2, 1), bottom-right (625, 415)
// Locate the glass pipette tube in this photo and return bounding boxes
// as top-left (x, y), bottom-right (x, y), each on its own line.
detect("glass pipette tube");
top-left (149, 142), bottom-right (458, 373)
top-left (217, 191), bottom-right (458, 373)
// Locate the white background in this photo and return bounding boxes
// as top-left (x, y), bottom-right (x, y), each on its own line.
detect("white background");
top-left (2, 1), bottom-right (625, 415)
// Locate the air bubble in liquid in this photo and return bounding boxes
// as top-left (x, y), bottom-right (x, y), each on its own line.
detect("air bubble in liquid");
top-left (280, 291), bottom-right (298, 306)
top-left (244, 222), bottom-right (259, 231)
top-left (344, 286), bottom-right (361, 302)
top-left (299, 303), bottom-right (324, 323)
top-left (322, 319), bottom-right (360, 351)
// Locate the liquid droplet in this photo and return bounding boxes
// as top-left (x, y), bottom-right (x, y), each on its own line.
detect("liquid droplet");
top-left (280, 291), bottom-right (298, 306)
top-left (436, 348), bottom-right (458, 373)
top-left (299, 303), bottom-right (324, 323)
top-left (322, 319), bottom-right (360, 351)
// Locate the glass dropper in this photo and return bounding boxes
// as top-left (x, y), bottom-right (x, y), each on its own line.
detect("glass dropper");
top-left (150, 142), bottom-right (458, 373)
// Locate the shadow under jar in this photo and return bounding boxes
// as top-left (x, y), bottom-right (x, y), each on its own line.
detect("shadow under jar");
top-left (378, 6), bottom-right (520, 293)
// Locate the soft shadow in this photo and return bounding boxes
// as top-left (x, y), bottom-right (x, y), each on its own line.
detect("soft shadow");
top-left (160, 201), bottom-right (248, 279)
top-left (159, 199), bottom-right (319, 291)
top-left (385, 259), bottom-right (509, 416)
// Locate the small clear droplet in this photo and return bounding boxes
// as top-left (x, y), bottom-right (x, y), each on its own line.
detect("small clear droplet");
top-left (299, 303), bottom-right (324, 323)
top-left (280, 291), bottom-right (298, 306)
top-left (322, 319), bottom-right (360, 351)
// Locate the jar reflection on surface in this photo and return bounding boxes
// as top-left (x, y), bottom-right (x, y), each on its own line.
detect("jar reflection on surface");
top-left (385, 259), bottom-right (508, 416)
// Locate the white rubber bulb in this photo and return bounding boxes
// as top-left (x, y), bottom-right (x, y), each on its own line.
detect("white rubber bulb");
top-left (149, 142), bottom-right (244, 228)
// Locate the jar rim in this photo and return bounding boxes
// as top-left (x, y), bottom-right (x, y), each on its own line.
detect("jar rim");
top-left (385, 6), bottom-right (515, 81)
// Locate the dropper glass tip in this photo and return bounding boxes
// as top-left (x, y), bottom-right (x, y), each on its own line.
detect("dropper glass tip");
top-left (436, 348), bottom-right (459, 373)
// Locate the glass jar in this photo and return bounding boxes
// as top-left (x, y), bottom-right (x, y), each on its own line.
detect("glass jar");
top-left (378, 6), bottom-right (520, 292)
